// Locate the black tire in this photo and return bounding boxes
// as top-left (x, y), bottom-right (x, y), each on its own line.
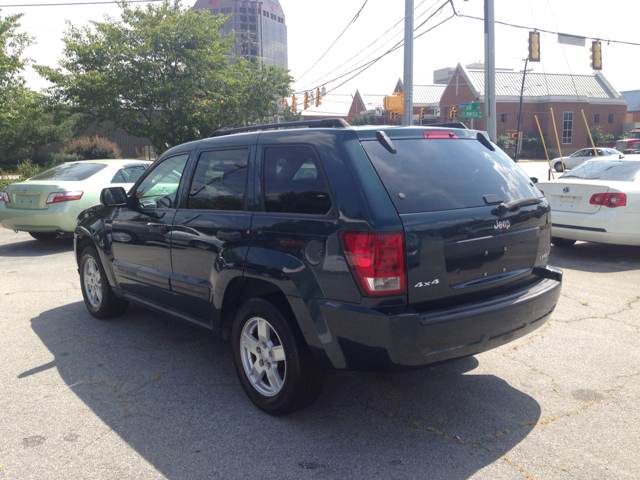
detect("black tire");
top-left (551, 237), bottom-right (576, 248)
top-left (29, 232), bottom-right (57, 241)
top-left (79, 246), bottom-right (129, 319)
top-left (232, 298), bottom-right (325, 416)
top-left (554, 162), bottom-right (565, 173)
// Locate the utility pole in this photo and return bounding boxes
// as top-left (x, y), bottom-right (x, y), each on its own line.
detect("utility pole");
top-left (514, 58), bottom-right (529, 162)
top-left (402, 0), bottom-right (414, 126)
top-left (484, 0), bottom-right (496, 141)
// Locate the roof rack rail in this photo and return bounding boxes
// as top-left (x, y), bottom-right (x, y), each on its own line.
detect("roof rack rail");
top-left (209, 118), bottom-right (350, 138)
top-left (426, 122), bottom-right (469, 129)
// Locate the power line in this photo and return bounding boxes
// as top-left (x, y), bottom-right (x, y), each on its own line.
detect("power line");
top-left (0, 0), bottom-right (161, 6)
top-left (295, 0), bottom-right (369, 84)
top-left (456, 13), bottom-right (640, 47)
top-left (326, 8), bottom-right (456, 95)
top-left (297, 0), bottom-right (442, 92)
top-left (296, 0), bottom-right (455, 96)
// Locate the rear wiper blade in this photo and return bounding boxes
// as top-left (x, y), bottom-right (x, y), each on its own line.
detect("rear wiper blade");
top-left (493, 197), bottom-right (543, 216)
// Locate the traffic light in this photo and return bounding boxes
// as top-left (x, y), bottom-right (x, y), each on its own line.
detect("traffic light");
top-left (291, 94), bottom-right (297, 112)
top-left (510, 132), bottom-right (519, 140)
top-left (449, 105), bottom-right (457, 120)
top-left (528, 31), bottom-right (540, 62)
top-left (280, 96), bottom-right (286, 106)
top-left (419, 107), bottom-right (425, 120)
top-left (315, 88), bottom-right (322, 107)
top-left (303, 92), bottom-right (310, 109)
top-left (389, 111), bottom-right (398, 120)
top-left (590, 40), bottom-right (602, 70)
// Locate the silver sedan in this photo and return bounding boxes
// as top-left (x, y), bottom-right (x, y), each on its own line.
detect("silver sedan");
top-left (552, 148), bottom-right (624, 172)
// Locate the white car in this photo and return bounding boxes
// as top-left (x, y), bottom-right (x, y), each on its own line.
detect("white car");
top-left (537, 160), bottom-right (640, 246)
top-left (0, 159), bottom-right (152, 240)
top-left (551, 148), bottom-right (625, 172)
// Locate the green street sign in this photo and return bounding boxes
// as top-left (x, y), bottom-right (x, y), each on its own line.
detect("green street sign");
top-left (461, 110), bottom-right (483, 119)
top-left (464, 102), bottom-right (480, 112)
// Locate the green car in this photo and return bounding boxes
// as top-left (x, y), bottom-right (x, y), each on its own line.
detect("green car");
top-left (0, 159), bottom-right (151, 240)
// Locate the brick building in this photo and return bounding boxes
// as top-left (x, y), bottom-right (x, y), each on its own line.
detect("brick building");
top-left (438, 63), bottom-right (626, 151)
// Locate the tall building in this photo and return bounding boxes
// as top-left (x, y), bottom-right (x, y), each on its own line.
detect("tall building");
top-left (191, 0), bottom-right (288, 68)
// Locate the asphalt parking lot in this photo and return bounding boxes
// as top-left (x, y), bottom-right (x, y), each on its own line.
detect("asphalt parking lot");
top-left (1, 203), bottom-right (639, 479)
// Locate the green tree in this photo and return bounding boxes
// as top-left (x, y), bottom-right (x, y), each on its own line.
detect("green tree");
top-left (589, 125), bottom-right (614, 146)
top-left (1, 11), bottom-right (33, 147)
top-left (2, 89), bottom-right (76, 158)
top-left (350, 114), bottom-right (377, 126)
top-left (37, 1), bottom-right (293, 154)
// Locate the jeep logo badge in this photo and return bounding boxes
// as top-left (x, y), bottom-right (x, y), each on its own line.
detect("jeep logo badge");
top-left (494, 220), bottom-right (511, 230)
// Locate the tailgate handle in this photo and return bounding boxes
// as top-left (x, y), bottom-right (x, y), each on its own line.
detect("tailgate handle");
top-left (147, 224), bottom-right (168, 234)
top-left (494, 197), bottom-right (543, 216)
top-left (217, 230), bottom-right (242, 241)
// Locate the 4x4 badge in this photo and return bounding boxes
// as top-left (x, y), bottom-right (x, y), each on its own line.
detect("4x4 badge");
top-left (494, 220), bottom-right (511, 230)
top-left (414, 279), bottom-right (439, 288)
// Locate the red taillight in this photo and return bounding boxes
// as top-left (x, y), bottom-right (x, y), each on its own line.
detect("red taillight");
top-left (340, 231), bottom-right (406, 296)
top-left (589, 192), bottom-right (626, 208)
top-left (46, 191), bottom-right (83, 204)
top-left (423, 131), bottom-right (458, 139)
top-left (0, 191), bottom-right (9, 203)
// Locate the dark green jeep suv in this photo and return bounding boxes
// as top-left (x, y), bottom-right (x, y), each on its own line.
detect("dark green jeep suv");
top-left (74, 119), bottom-right (562, 415)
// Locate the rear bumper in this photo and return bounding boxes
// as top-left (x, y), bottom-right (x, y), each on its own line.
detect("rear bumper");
top-left (310, 273), bottom-right (562, 372)
top-left (0, 205), bottom-right (79, 233)
top-left (552, 210), bottom-right (640, 246)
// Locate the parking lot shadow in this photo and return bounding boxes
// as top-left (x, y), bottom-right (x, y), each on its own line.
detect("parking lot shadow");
top-left (27, 302), bottom-right (542, 479)
top-left (550, 241), bottom-right (640, 273)
top-left (0, 233), bottom-right (74, 257)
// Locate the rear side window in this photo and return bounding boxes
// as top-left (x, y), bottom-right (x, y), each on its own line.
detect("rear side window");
top-left (361, 138), bottom-right (538, 214)
top-left (263, 146), bottom-right (332, 215)
top-left (29, 162), bottom-right (107, 181)
top-left (111, 165), bottom-right (147, 184)
top-left (188, 148), bottom-right (249, 211)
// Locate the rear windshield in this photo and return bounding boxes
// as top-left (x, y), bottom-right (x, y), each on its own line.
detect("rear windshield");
top-left (561, 161), bottom-right (640, 182)
top-left (29, 162), bottom-right (107, 181)
top-left (361, 138), bottom-right (538, 214)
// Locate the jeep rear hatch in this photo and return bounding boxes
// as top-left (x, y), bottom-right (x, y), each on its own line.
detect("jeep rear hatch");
top-left (358, 129), bottom-right (551, 310)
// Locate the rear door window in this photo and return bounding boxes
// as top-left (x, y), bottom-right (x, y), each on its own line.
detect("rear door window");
top-left (187, 148), bottom-right (249, 211)
top-left (361, 138), bottom-right (538, 214)
top-left (263, 146), bottom-right (332, 215)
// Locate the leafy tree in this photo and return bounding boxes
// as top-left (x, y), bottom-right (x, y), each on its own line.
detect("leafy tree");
top-left (0, 11), bottom-right (31, 90)
top-left (2, 89), bottom-right (76, 158)
top-left (1, 11), bottom-right (32, 148)
top-left (589, 125), bottom-right (614, 146)
top-left (37, 1), bottom-right (293, 154)
top-left (350, 114), bottom-right (377, 126)
top-left (1, 12), bottom-right (74, 160)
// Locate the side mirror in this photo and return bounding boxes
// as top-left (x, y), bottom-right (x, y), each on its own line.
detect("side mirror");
top-left (530, 177), bottom-right (538, 184)
top-left (620, 154), bottom-right (624, 159)
top-left (100, 187), bottom-right (128, 207)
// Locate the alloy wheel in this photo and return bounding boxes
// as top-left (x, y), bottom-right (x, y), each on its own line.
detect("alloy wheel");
top-left (83, 257), bottom-right (103, 309)
top-left (239, 317), bottom-right (287, 396)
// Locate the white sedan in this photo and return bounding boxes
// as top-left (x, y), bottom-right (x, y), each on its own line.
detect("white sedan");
top-left (537, 160), bottom-right (640, 247)
top-left (551, 148), bottom-right (625, 172)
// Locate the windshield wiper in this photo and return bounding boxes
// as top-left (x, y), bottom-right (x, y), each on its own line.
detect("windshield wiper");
top-left (493, 197), bottom-right (543, 216)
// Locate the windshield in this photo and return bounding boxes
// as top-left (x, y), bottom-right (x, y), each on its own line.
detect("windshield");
top-left (29, 162), bottom-right (107, 181)
top-left (561, 161), bottom-right (640, 181)
top-left (628, 132), bottom-right (640, 139)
